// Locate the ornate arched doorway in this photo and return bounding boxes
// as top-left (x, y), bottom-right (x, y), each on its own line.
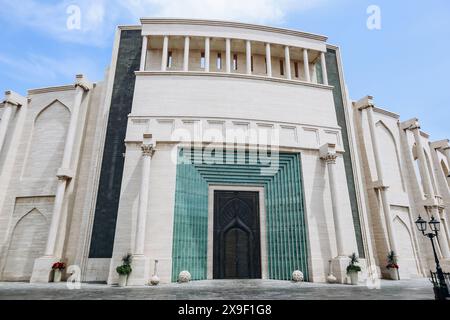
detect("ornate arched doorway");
top-left (213, 191), bottom-right (261, 279)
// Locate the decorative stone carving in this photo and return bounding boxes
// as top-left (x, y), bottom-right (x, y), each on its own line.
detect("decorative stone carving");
top-left (141, 144), bottom-right (155, 157)
top-left (322, 153), bottom-right (338, 165)
top-left (319, 143), bottom-right (338, 164)
top-left (178, 271), bottom-right (192, 283)
top-left (292, 270), bottom-right (304, 282)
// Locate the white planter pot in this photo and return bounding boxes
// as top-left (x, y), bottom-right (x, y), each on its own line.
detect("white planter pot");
top-left (349, 272), bottom-right (359, 285)
top-left (53, 270), bottom-right (62, 283)
top-left (388, 268), bottom-right (399, 280)
top-left (118, 275), bottom-right (128, 287)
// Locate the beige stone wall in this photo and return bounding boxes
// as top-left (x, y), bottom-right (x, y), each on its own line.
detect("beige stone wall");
top-left (0, 81), bottom-right (106, 281)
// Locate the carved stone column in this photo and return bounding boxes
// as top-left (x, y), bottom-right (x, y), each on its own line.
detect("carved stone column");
top-left (265, 43), bottom-right (272, 77)
top-left (284, 46), bottom-right (291, 80)
top-left (183, 36), bottom-right (190, 72)
top-left (127, 134), bottom-right (155, 286)
top-left (204, 37), bottom-right (210, 72)
top-left (303, 49), bottom-right (310, 82)
top-left (320, 52), bottom-right (329, 85)
top-left (161, 36), bottom-right (169, 71)
top-left (320, 143), bottom-right (350, 284)
top-left (225, 38), bottom-right (231, 73)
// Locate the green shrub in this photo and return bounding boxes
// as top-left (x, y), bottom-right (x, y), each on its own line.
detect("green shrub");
top-left (346, 253), bottom-right (361, 274)
top-left (116, 264), bottom-right (132, 276)
top-left (116, 253), bottom-right (133, 276)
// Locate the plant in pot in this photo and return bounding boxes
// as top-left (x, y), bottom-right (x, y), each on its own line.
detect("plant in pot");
top-left (116, 254), bottom-right (132, 287)
top-left (52, 262), bottom-right (66, 283)
top-left (346, 253), bottom-right (361, 285)
top-left (386, 251), bottom-right (400, 280)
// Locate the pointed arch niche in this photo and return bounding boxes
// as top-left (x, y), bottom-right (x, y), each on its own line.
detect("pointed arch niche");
top-left (375, 120), bottom-right (405, 192)
top-left (2, 209), bottom-right (49, 281)
top-left (23, 100), bottom-right (70, 180)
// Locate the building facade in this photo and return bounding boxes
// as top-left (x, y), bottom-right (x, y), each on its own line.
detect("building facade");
top-left (0, 19), bottom-right (449, 286)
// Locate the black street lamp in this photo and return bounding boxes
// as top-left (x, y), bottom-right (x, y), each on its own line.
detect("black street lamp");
top-left (415, 215), bottom-right (449, 300)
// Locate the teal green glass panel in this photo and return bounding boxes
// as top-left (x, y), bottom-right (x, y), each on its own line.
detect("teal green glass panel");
top-left (171, 149), bottom-right (309, 282)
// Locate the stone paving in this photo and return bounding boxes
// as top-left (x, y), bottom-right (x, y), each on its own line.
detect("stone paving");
top-left (0, 279), bottom-right (435, 300)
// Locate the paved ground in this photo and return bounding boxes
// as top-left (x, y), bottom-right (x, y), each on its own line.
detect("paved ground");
top-left (0, 279), bottom-right (434, 300)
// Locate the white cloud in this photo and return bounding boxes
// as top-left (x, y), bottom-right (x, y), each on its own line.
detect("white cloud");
top-left (0, 0), bottom-right (328, 46)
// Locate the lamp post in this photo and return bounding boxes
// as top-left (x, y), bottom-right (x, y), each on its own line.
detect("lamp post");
top-left (415, 215), bottom-right (449, 300)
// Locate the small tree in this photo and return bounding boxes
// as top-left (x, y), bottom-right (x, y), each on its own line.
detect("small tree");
top-left (116, 254), bottom-right (133, 276)
top-left (346, 253), bottom-right (362, 274)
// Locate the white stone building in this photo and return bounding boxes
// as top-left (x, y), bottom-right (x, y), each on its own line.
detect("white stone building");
top-left (0, 19), bottom-right (449, 286)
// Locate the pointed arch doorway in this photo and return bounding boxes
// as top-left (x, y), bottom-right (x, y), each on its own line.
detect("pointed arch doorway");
top-left (213, 190), bottom-right (262, 279)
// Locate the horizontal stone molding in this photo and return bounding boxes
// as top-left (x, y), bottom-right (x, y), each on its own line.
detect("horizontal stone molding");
top-left (140, 18), bottom-right (328, 42)
top-left (135, 71), bottom-right (334, 90)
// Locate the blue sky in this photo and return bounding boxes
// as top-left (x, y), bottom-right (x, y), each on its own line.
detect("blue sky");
top-left (0, 0), bottom-right (449, 140)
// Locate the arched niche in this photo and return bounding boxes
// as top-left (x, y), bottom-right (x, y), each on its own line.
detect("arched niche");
top-left (375, 121), bottom-right (405, 192)
top-left (23, 100), bottom-right (70, 179)
top-left (2, 209), bottom-right (49, 281)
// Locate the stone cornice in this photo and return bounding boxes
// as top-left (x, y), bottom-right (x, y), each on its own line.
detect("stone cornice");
top-left (354, 95), bottom-right (374, 111)
top-left (140, 18), bottom-right (328, 42)
top-left (28, 85), bottom-right (75, 95)
top-left (118, 25), bottom-right (142, 31)
top-left (75, 74), bottom-right (92, 92)
top-left (135, 71), bottom-right (334, 91)
top-left (400, 118), bottom-right (420, 131)
top-left (430, 139), bottom-right (450, 150)
top-left (373, 107), bottom-right (400, 119)
top-left (2, 99), bottom-right (21, 107)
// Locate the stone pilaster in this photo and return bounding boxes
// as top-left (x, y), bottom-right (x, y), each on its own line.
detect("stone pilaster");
top-left (356, 97), bottom-right (398, 257)
top-left (127, 134), bottom-right (155, 286)
top-left (30, 75), bottom-right (92, 283)
top-left (0, 93), bottom-right (22, 154)
top-left (320, 143), bottom-right (350, 284)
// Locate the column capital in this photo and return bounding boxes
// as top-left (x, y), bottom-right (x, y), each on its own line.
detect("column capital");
top-left (141, 133), bottom-right (155, 157)
top-left (354, 95), bottom-right (374, 111)
top-left (3, 91), bottom-right (26, 108)
top-left (374, 184), bottom-right (389, 191)
top-left (400, 118), bottom-right (420, 131)
top-left (2, 99), bottom-right (21, 108)
top-left (141, 144), bottom-right (155, 157)
top-left (320, 143), bottom-right (338, 164)
top-left (74, 74), bottom-right (92, 92)
top-left (322, 153), bottom-right (338, 164)
top-left (430, 139), bottom-right (450, 150)
top-left (56, 168), bottom-right (74, 181)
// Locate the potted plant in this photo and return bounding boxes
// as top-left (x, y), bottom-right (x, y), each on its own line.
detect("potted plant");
top-left (116, 254), bottom-right (132, 287)
top-left (52, 262), bottom-right (66, 283)
top-left (346, 253), bottom-right (362, 285)
top-left (386, 251), bottom-right (400, 280)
